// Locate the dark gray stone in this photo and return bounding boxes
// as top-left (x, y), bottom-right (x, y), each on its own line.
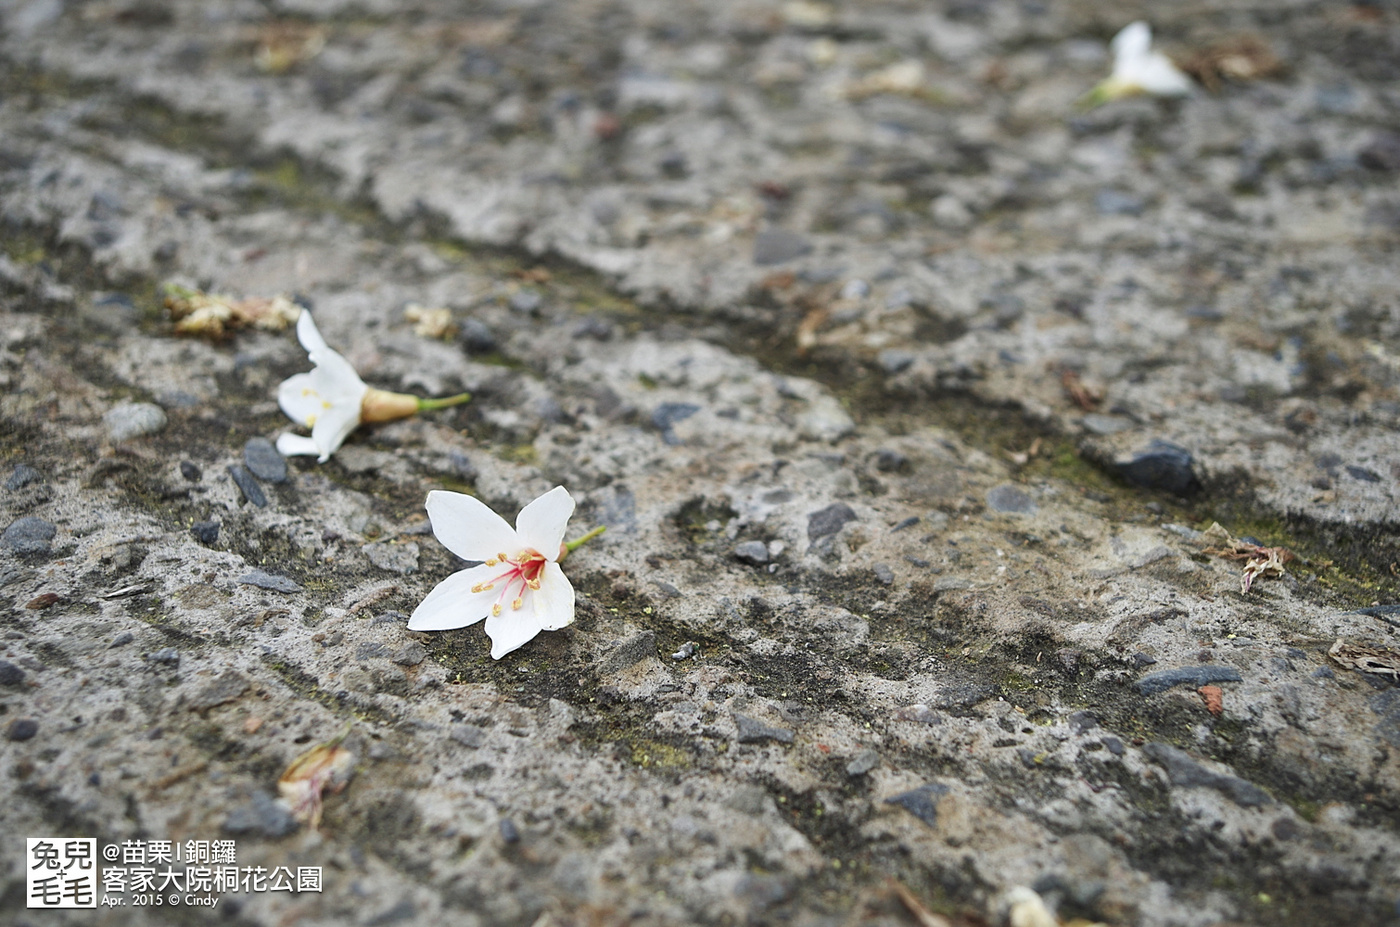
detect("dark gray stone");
top-left (393, 642), bottom-right (426, 666)
top-left (1116, 441), bottom-right (1200, 495)
top-left (145, 648), bottom-right (180, 666)
top-left (1346, 465), bottom-right (1382, 483)
top-left (8, 718), bottom-right (39, 741)
top-left (986, 483), bottom-right (1036, 514)
top-left (2, 516), bottom-right (56, 554)
top-left (873, 563), bottom-right (894, 585)
top-left (357, 641), bottom-right (392, 660)
top-left (876, 349), bottom-right (915, 374)
top-left (1359, 132), bottom-right (1400, 172)
top-left (228, 464), bottom-right (268, 507)
top-left (599, 631), bottom-right (657, 675)
top-left (1068, 711), bottom-right (1098, 733)
top-left (874, 449), bottom-right (909, 472)
top-left (885, 782), bottom-right (950, 826)
top-left (733, 541), bottom-right (769, 565)
top-left (734, 713), bottom-right (794, 744)
top-left (1134, 665), bottom-right (1243, 695)
top-left (1142, 743), bottom-right (1272, 807)
top-left (1371, 690), bottom-right (1400, 748)
top-left (753, 229), bottom-right (811, 265)
top-left (180, 461), bottom-right (202, 481)
top-left (243, 438), bottom-right (288, 483)
top-left (846, 748), bottom-right (879, 777)
top-left (892, 516), bottom-right (920, 532)
top-left (1095, 189), bottom-right (1145, 216)
top-left (450, 725), bottom-right (485, 748)
top-left (459, 318), bottom-right (497, 354)
top-left (499, 818), bottom-right (520, 844)
top-left (807, 503), bottom-right (857, 541)
top-left (191, 521), bottom-right (219, 545)
top-left (1102, 736), bottom-right (1124, 756)
top-left (651, 402), bottom-right (700, 444)
top-left (509, 290), bottom-right (542, 314)
top-left (238, 570), bottom-right (301, 594)
top-left (0, 659), bottom-right (26, 687)
top-left (187, 671), bottom-right (250, 710)
top-left (223, 790), bottom-right (297, 837)
top-left (110, 632), bottom-right (134, 648)
top-left (5, 465), bottom-right (42, 490)
top-left (1081, 414), bottom-right (1133, 436)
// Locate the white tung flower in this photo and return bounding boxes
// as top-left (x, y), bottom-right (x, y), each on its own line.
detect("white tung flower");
top-left (276, 310), bottom-right (469, 462)
top-left (1085, 21), bottom-right (1193, 107)
top-left (409, 487), bottom-right (604, 659)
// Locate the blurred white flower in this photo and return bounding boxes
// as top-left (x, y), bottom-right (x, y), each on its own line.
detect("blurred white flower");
top-left (275, 311), bottom-right (469, 462)
top-left (409, 487), bottom-right (605, 659)
top-left (1083, 21), bottom-right (1193, 107)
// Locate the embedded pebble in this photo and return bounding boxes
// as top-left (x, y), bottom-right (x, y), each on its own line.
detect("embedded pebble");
top-left (243, 438), bottom-right (288, 483)
top-left (7, 718), bottom-right (39, 741)
top-left (846, 748), bottom-right (879, 777)
top-left (191, 520), bottom-right (219, 545)
top-left (807, 503), bottom-right (857, 541)
top-left (600, 631), bottom-right (657, 675)
top-left (1134, 666), bottom-right (1243, 695)
top-left (0, 659), bottom-right (25, 687)
top-left (110, 632), bottom-right (134, 648)
top-left (2, 516), bottom-right (56, 554)
top-left (237, 570), bottom-right (302, 594)
top-left (733, 541), bottom-right (769, 565)
top-left (364, 541), bottom-right (420, 575)
top-left (187, 670), bottom-right (250, 710)
top-left (228, 464), bottom-right (268, 507)
top-left (986, 483), bottom-right (1036, 515)
top-left (103, 402), bottom-right (167, 442)
top-left (4, 464), bottom-right (42, 490)
top-left (223, 790), bottom-right (297, 837)
top-left (752, 229), bottom-right (811, 265)
top-left (1117, 440), bottom-right (1199, 495)
top-left (884, 783), bottom-right (950, 826)
top-left (733, 713), bottom-right (794, 744)
top-left (1143, 743), bottom-right (1272, 807)
top-left (180, 461), bottom-right (202, 481)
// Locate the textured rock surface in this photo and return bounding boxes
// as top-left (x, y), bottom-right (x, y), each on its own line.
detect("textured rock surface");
top-left (1, 2), bottom-right (1399, 926)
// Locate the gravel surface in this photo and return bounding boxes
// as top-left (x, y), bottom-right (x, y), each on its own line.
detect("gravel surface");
top-left (2, 2), bottom-right (1399, 925)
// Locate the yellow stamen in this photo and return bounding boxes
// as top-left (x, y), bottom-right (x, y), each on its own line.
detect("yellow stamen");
top-left (511, 597), bottom-right (523, 610)
top-left (498, 552), bottom-right (509, 563)
top-left (485, 558), bottom-right (498, 567)
top-left (527, 579), bottom-right (541, 590)
top-left (471, 583), bottom-right (494, 594)
top-left (491, 604), bottom-right (501, 617)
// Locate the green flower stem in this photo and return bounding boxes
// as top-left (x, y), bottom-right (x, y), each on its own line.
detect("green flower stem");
top-left (564, 525), bottom-right (607, 553)
top-left (416, 392), bottom-right (472, 412)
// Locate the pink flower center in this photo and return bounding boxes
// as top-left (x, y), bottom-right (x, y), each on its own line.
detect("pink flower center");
top-left (471, 549), bottom-right (547, 616)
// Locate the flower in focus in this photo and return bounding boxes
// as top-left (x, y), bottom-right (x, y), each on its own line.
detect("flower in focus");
top-left (277, 728), bottom-right (354, 829)
top-left (276, 310), bottom-right (470, 462)
top-left (408, 486), bottom-right (605, 659)
top-left (1082, 21), bottom-right (1193, 108)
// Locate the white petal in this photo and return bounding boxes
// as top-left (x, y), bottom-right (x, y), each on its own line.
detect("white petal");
top-left (425, 490), bottom-right (522, 562)
top-left (485, 609), bottom-right (546, 660)
top-left (276, 433), bottom-right (321, 457)
top-left (310, 399), bottom-right (362, 460)
top-left (515, 486), bottom-right (575, 560)
top-left (407, 565), bottom-right (500, 631)
top-left (1111, 21), bottom-right (1152, 64)
top-left (297, 310), bottom-right (367, 394)
top-left (533, 561), bottom-right (576, 631)
top-left (295, 309), bottom-right (330, 355)
top-left (278, 373), bottom-right (324, 427)
top-left (1136, 54), bottom-right (1192, 95)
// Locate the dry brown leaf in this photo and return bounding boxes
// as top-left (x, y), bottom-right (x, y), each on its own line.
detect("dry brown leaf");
top-left (1329, 640), bottom-right (1400, 680)
top-left (1179, 36), bottom-right (1283, 92)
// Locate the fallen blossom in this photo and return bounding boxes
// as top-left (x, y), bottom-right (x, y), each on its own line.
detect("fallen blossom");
top-left (1199, 522), bottom-right (1295, 594)
top-left (276, 310), bottom-right (471, 462)
top-left (277, 729), bottom-right (354, 829)
top-left (164, 283), bottom-right (299, 339)
top-left (1081, 21), bottom-right (1193, 108)
top-left (404, 303), bottom-right (456, 339)
top-left (1328, 640), bottom-right (1400, 680)
top-left (408, 487), bottom-right (605, 659)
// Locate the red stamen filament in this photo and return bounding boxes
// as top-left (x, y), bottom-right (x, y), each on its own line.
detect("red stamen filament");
top-left (472, 549), bottom-right (547, 617)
